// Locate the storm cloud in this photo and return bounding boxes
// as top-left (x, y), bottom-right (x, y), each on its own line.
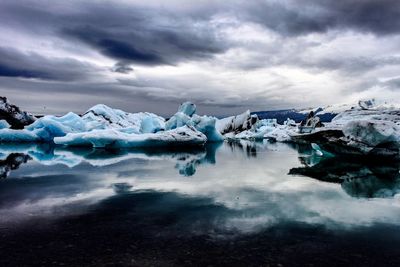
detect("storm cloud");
top-left (0, 47), bottom-right (98, 81)
top-left (0, 0), bottom-right (399, 116)
top-left (241, 0), bottom-right (400, 36)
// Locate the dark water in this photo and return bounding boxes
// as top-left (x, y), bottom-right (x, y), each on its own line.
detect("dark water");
top-left (0, 141), bottom-right (400, 266)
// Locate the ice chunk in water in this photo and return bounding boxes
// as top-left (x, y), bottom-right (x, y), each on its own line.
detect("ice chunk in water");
top-left (0, 120), bottom-right (10, 129)
top-left (54, 126), bottom-right (206, 148)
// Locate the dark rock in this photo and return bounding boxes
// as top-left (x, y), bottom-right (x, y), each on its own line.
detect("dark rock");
top-left (0, 97), bottom-right (36, 129)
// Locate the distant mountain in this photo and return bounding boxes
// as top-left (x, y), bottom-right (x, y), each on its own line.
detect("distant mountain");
top-left (252, 103), bottom-right (355, 124)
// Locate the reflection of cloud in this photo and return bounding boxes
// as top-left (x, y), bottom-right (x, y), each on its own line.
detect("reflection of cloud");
top-left (0, 142), bottom-right (400, 235)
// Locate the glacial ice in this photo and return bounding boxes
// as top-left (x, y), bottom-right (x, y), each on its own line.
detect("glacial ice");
top-left (0, 128), bottom-right (40, 142)
top-left (264, 127), bottom-right (294, 142)
top-left (342, 120), bottom-right (400, 153)
top-left (0, 97), bottom-right (301, 146)
top-left (224, 117), bottom-right (296, 142)
top-left (166, 102), bottom-right (224, 142)
top-left (0, 120), bottom-right (10, 129)
top-left (0, 112), bottom-right (88, 143)
top-left (26, 112), bottom-right (87, 141)
top-left (82, 104), bottom-right (165, 133)
top-left (215, 110), bottom-right (258, 135)
top-left (301, 99), bottom-right (400, 157)
top-left (191, 115), bottom-right (224, 142)
top-left (54, 125), bottom-right (206, 148)
top-left (0, 102), bottom-right (208, 148)
top-left (1, 97), bottom-right (399, 154)
top-left (178, 101), bottom-right (196, 116)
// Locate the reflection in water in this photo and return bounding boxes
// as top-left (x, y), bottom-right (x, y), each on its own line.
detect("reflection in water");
top-left (0, 140), bottom-right (399, 230)
top-left (226, 140), bottom-right (258, 157)
top-left (1, 141), bottom-right (400, 265)
top-left (290, 151), bottom-right (400, 198)
top-left (0, 142), bottom-right (399, 229)
top-left (0, 153), bottom-right (31, 179)
top-left (0, 143), bottom-right (222, 177)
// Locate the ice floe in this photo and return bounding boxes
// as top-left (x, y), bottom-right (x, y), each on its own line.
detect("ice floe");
top-left (1, 96), bottom-right (400, 156)
top-left (165, 102), bottom-right (224, 142)
top-left (296, 99), bottom-right (400, 158)
top-left (54, 125), bottom-right (206, 148)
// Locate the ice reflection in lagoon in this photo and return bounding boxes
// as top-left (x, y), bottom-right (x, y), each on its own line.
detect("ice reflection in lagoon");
top-left (1, 141), bottom-right (400, 266)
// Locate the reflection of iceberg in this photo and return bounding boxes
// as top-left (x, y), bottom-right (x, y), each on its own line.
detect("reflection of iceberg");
top-left (1, 141), bottom-right (400, 236)
top-left (0, 153), bottom-right (31, 179)
top-left (174, 142), bottom-right (222, 176)
top-left (289, 156), bottom-right (400, 198)
top-left (0, 142), bottom-right (221, 176)
top-left (225, 139), bottom-right (288, 158)
top-left (226, 139), bottom-right (266, 157)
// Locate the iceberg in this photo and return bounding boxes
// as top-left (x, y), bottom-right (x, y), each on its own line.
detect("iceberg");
top-left (0, 98), bottom-right (296, 145)
top-left (0, 101), bottom-right (205, 148)
top-left (190, 115), bottom-right (224, 142)
top-left (229, 117), bottom-right (297, 142)
top-left (55, 125), bottom-right (206, 148)
top-left (1, 96), bottom-right (398, 154)
top-left (343, 120), bottom-right (400, 149)
top-left (82, 104), bottom-right (165, 133)
top-left (0, 112), bottom-right (87, 143)
top-left (215, 110), bottom-right (258, 135)
top-left (0, 120), bottom-right (10, 129)
top-left (292, 100), bottom-right (400, 158)
top-left (0, 128), bottom-right (40, 142)
top-left (264, 127), bottom-right (293, 142)
top-left (177, 101), bottom-right (196, 116)
top-left (166, 102), bottom-right (224, 142)
top-left (26, 112), bottom-right (87, 141)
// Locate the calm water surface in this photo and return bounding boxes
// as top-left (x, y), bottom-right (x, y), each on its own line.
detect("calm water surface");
top-left (0, 141), bottom-right (399, 266)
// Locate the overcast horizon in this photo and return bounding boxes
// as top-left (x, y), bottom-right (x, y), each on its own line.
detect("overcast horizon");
top-left (1, 0), bottom-right (400, 117)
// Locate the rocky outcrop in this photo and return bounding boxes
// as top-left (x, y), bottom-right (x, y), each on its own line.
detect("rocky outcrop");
top-left (0, 97), bottom-right (36, 129)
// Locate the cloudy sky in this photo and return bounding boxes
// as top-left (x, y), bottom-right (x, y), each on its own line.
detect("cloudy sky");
top-left (0, 0), bottom-right (399, 116)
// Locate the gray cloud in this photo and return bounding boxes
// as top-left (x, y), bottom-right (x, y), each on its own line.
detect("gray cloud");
top-left (0, 1), bottom-right (227, 66)
top-left (0, 46), bottom-right (99, 81)
top-left (111, 63), bottom-right (134, 74)
top-left (241, 0), bottom-right (400, 36)
top-left (0, 0), bottom-right (399, 115)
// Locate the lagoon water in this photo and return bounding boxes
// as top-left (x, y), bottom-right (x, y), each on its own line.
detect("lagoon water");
top-left (0, 141), bottom-right (400, 266)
